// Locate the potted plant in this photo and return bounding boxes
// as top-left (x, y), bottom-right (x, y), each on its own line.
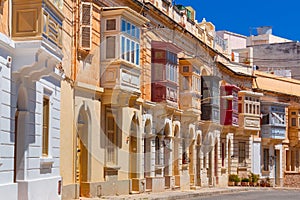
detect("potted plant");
top-left (228, 174), bottom-right (237, 186)
top-left (241, 178), bottom-right (249, 186)
top-left (234, 175), bottom-right (241, 186)
top-left (249, 173), bottom-right (259, 186)
top-left (266, 177), bottom-right (271, 187)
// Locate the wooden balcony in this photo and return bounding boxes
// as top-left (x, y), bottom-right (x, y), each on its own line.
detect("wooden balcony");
top-left (12, 0), bottom-right (63, 79)
top-left (289, 128), bottom-right (300, 147)
top-left (237, 90), bottom-right (263, 136)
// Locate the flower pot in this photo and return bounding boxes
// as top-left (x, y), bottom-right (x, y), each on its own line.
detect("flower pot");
top-left (228, 181), bottom-right (235, 186)
top-left (241, 182), bottom-right (249, 186)
top-left (235, 182), bottom-right (241, 186)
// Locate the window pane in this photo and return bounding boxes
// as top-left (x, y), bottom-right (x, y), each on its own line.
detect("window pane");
top-left (131, 41), bottom-right (135, 63)
top-left (106, 19), bottom-right (116, 31)
top-left (126, 22), bottom-right (131, 35)
top-left (136, 28), bottom-right (140, 39)
top-left (183, 76), bottom-right (189, 90)
top-left (121, 19), bottom-right (126, 32)
top-left (136, 43), bottom-right (140, 65)
top-left (183, 66), bottom-right (189, 72)
top-left (131, 24), bottom-right (136, 37)
top-left (126, 39), bottom-right (130, 61)
top-left (106, 36), bottom-right (116, 59)
top-left (292, 118), bottom-right (297, 126)
top-left (121, 36), bottom-right (125, 60)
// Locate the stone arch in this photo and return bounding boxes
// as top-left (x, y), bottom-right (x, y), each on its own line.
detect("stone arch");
top-left (188, 125), bottom-right (196, 180)
top-left (196, 130), bottom-right (202, 146)
top-left (172, 121), bottom-right (181, 138)
top-left (173, 121), bottom-right (181, 178)
top-left (14, 85), bottom-right (29, 182)
top-left (129, 113), bottom-right (139, 179)
top-left (143, 114), bottom-right (153, 178)
top-left (164, 119), bottom-right (172, 137)
top-left (201, 68), bottom-right (208, 76)
top-left (17, 86), bottom-right (28, 111)
top-left (76, 103), bottom-right (92, 187)
top-left (142, 114), bottom-right (153, 135)
top-left (188, 124), bottom-right (196, 140)
top-left (195, 130), bottom-right (202, 186)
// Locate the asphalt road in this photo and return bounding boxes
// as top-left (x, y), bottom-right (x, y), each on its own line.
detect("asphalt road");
top-left (191, 189), bottom-right (300, 200)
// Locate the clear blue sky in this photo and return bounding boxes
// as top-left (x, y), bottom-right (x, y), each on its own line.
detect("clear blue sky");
top-left (174, 0), bottom-right (300, 41)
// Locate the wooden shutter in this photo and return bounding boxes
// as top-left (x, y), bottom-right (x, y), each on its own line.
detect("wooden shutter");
top-left (80, 2), bottom-right (92, 50)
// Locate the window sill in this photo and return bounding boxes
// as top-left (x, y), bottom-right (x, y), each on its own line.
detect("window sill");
top-left (285, 171), bottom-right (300, 174)
top-left (40, 157), bottom-right (54, 165)
top-left (104, 165), bottom-right (121, 171)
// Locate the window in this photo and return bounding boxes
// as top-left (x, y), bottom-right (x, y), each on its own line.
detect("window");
top-left (183, 76), bottom-right (189, 90)
top-left (42, 97), bottom-right (50, 157)
top-left (135, 43), bottom-right (140, 65)
top-left (119, 19), bottom-right (141, 65)
top-left (106, 111), bottom-right (117, 164)
top-left (292, 118), bottom-right (297, 126)
top-left (106, 36), bottom-right (116, 59)
top-left (238, 142), bottom-right (246, 165)
top-left (126, 38), bottom-right (130, 62)
top-left (263, 148), bottom-right (269, 171)
top-left (131, 41), bottom-right (135, 63)
top-left (183, 66), bottom-right (189, 72)
top-left (106, 19), bottom-right (116, 31)
top-left (80, 2), bottom-right (92, 50)
top-left (121, 36), bottom-right (125, 59)
top-left (131, 24), bottom-right (136, 37)
top-left (121, 19), bottom-right (126, 32)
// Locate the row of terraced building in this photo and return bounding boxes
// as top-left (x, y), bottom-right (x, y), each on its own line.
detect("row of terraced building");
top-left (1, 0), bottom-right (300, 199)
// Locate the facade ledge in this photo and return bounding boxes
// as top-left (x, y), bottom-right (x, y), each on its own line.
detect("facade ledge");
top-left (104, 165), bottom-right (121, 171)
top-left (143, 100), bottom-right (157, 108)
top-left (284, 171), bottom-right (300, 174)
top-left (13, 39), bottom-right (63, 81)
top-left (74, 81), bottom-right (104, 94)
top-left (40, 157), bottom-right (54, 165)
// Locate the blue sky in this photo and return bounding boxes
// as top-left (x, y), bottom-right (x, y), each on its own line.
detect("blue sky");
top-left (174, 0), bottom-right (300, 41)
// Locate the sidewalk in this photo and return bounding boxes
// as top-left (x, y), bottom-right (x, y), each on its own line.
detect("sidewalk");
top-left (79, 186), bottom-right (270, 200)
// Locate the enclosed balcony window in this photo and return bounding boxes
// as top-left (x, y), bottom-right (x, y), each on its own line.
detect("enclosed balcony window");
top-left (292, 118), bottom-right (297, 126)
top-left (106, 36), bottom-right (116, 59)
top-left (183, 76), bottom-right (189, 90)
top-left (183, 66), bottom-right (189, 72)
top-left (106, 19), bottom-right (116, 31)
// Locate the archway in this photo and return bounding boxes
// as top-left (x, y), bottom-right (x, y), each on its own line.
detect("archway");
top-left (164, 123), bottom-right (171, 177)
top-left (76, 106), bottom-right (90, 196)
top-left (173, 125), bottom-right (180, 176)
top-left (188, 128), bottom-right (195, 185)
top-left (129, 115), bottom-right (139, 179)
top-left (228, 139), bottom-right (231, 174)
top-left (144, 119), bottom-right (152, 178)
top-left (14, 86), bottom-right (28, 182)
top-left (196, 133), bottom-right (201, 186)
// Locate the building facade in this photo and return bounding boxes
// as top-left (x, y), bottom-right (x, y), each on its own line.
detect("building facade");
top-left (0, 0), bottom-right (64, 200)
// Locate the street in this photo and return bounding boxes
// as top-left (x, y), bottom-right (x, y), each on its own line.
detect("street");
top-left (191, 189), bottom-right (300, 200)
